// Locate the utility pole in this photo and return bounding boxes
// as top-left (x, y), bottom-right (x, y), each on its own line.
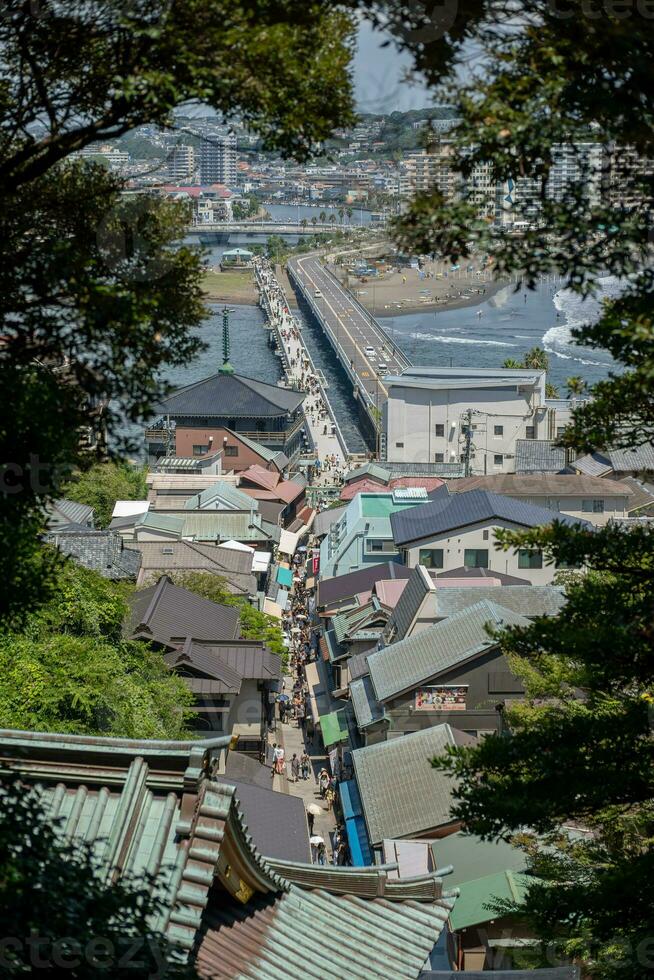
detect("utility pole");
top-left (462, 407), bottom-right (473, 477)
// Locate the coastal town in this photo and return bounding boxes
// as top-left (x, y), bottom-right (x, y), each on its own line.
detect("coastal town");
top-left (1, 4), bottom-right (652, 980)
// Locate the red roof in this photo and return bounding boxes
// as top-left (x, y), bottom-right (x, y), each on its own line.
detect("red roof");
top-left (239, 465), bottom-right (280, 492)
top-left (340, 476), bottom-right (443, 501)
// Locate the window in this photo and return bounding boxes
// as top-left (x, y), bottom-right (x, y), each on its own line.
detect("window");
top-left (482, 529), bottom-right (489, 540)
top-left (582, 499), bottom-right (604, 513)
top-left (494, 424), bottom-right (504, 436)
top-left (493, 454), bottom-right (504, 466)
top-left (464, 549), bottom-right (488, 568)
top-left (525, 425), bottom-right (535, 439)
top-left (518, 548), bottom-right (543, 569)
top-left (224, 445), bottom-right (238, 457)
top-left (435, 423), bottom-right (445, 437)
top-left (366, 539), bottom-right (396, 554)
top-left (419, 548), bottom-right (444, 569)
top-left (556, 426), bottom-right (567, 438)
top-left (434, 453), bottom-right (444, 463)
top-left (192, 444), bottom-right (209, 456)
top-left (395, 441), bottom-right (404, 448)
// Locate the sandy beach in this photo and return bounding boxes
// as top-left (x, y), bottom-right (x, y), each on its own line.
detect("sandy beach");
top-left (202, 261), bottom-right (504, 316)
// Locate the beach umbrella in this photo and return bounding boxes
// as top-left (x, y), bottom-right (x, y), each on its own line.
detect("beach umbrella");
top-left (310, 835), bottom-right (325, 846)
top-left (307, 804), bottom-right (322, 816)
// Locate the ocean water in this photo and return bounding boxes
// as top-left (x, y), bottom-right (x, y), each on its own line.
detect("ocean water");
top-left (383, 278), bottom-right (620, 392)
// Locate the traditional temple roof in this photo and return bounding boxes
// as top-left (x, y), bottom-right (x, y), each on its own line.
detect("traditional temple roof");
top-left (155, 372), bottom-right (304, 419)
top-left (0, 729), bottom-right (457, 978)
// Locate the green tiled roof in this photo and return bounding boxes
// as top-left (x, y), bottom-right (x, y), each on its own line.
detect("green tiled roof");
top-left (430, 831), bottom-right (527, 888)
top-left (136, 511), bottom-right (185, 534)
top-left (184, 481), bottom-right (256, 511)
top-left (320, 708), bottom-right (349, 747)
top-left (352, 724), bottom-right (460, 844)
top-left (346, 462), bottom-right (392, 484)
top-left (450, 870), bottom-right (532, 931)
top-left (368, 600), bottom-right (530, 703)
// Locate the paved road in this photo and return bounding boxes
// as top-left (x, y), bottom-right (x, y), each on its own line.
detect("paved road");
top-left (291, 255), bottom-right (411, 405)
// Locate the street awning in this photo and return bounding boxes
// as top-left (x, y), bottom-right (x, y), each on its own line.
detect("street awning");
top-left (278, 528), bottom-right (301, 556)
top-left (276, 566), bottom-right (293, 588)
top-left (263, 598), bottom-right (283, 619)
top-left (340, 779), bottom-right (373, 866)
top-left (320, 708), bottom-right (349, 748)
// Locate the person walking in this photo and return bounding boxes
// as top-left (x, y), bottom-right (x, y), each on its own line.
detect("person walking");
top-left (274, 744), bottom-right (285, 776)
top-left (318, 768), bottom-right (330, 799)
top-left (307, 809), bottom-right (315, 835)
top-left (301, 751), bottom-right (311, 780)
top-left (290, 753), bottom-right (300, 783)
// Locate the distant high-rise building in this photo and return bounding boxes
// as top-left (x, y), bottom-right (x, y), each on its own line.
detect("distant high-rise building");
top-left (198, 132), bottom-right (237, 185)
top-left (166, 144), bottom-right (195, 182)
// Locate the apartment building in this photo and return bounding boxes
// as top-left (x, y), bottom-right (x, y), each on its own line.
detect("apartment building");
top-left (166, 143), bottom-right (195, 182)
top-left (198, 132), bottom-right (237, 184)
top-left (382, 366), bottom-right (577, 473)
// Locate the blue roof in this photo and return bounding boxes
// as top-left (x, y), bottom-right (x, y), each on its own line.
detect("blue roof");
top-left (391, 489), bottom-right (588, 547)
top-left (340, 779), bottom-right (373, 866)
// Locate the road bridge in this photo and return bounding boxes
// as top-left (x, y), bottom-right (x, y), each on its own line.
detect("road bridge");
top-left (287, 254), bottom-right (411, 437)
top-left (188, 220), bottom-right (346, 238)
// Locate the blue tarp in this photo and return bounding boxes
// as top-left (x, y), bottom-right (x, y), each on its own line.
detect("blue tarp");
top-left (276, 566), bottom-right (293, 588)
top-left (340, 779), bottom-right (373, 866)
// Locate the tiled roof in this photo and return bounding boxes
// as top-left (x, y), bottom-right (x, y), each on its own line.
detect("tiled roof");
top-left (44, 529), bottom-right (141, 580)
top-left (391, 488), bottom-right (586, 547)
top-left (350, 675), bottom-right (385, 729)
top-left (264, 858), bottom-right (451, 902)
top-left (127, 576), bottom-right (240, 644)
top-left (1, 729), bottom-right (455, 979)
top-left (132, 540), bottom-right (255, 593)
top-left (434, 566), bottom-right (530, 585)
top-left (434, 585), bottom-right (566, 620)
top-left (621, 476), bottom-right (654, 513)
top-left (515, 439), bottom-right (567, 473)
top-left (607, 442), bottom-right (654, 472)
top-left (448, 474), bottom-right (633, 497)
top-left (317, 562), bottom-right (412, 608)
top-left (368, 600), bottom-right (530, 702)
top-left (348, 650), bottom-right (372, 681)
top-left (340, 477), bottom-right (445, 502)
top-left (386, 564), bottom-right (435, 641)
top-left (185, 640), bottom-right (282, 681)
top-left (155, 372), bottom-right (304, 419)
top-left (197, 884), bottom-right (456, 980)
top-left (228, 781), bottom-right (311, 863)
top-left (352, 724), bottom-right (469, 844)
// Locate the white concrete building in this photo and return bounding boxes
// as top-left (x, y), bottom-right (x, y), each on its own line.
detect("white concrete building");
top-left (390, 489), bottom-right (590, 586)
top-left (382, 367), bottom-right (577, 474)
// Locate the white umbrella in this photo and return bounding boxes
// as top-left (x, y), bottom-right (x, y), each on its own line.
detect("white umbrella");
top-left (310, 835), bottom-right (325, 846)
top-left (307, 804), bottom-right (322, 816)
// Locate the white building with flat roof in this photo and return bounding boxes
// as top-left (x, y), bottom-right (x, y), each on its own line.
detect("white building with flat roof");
top-left (382, 367), bottom-right (573, 474)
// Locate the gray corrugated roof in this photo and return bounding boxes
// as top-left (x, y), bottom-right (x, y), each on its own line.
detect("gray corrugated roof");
top-left (127, 576), bottom-right (240, 643)
top-left (368, 600), bottom-right (530, 702)
top-left (350, 675), bottom-right (385, 729)
top-left (573, 452), bottom-right (612, 476)
top-left (317, 562), bottom-right (412, 608)
top-left (431, 831), bottom-right (527, 888)
top-left (155, 372), bottom-right (304, 418)
top-left (386, 564), bottom-right (435, 641)
top-left (180, 511), bottom-right (276, 542)
top-left (189, 641), bottom-right (282, 681)
top-left (47, 498), bottom-right (95, 530)
top-left (44, 529), bottom-right (141, 580)
top-left (352, 724), bottom-right (461, 844)
top-left (515, 440), bottom-right (568, 473)
top-left (184, 482), bottom-right (257, 511)
top-left (345, 462), bottom-right (392, 484)
top-left (136, 511), bottom-right (185, 534)
top-left (390, 489), bottom-right (586, 547)
top-left (435, 585), bottom-right (565, 619)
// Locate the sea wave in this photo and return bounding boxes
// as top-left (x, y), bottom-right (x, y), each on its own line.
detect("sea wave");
top-left (410, 332), bottom-right (516, 347)
top-left (544, 275), bottom-right (623, 366)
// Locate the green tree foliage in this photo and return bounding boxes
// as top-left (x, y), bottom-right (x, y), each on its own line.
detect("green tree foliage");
top-left (167, 572), bottom-right (287, 662)
top-left (376, 4), bottom-right (654, 975)
top-left (0, 0), bottom-right (358, 626)
top-left (0, 777), bottom-right (195, 977)
top-left (0, 560), bottom-right (193, 738)
top-left (63, 462), bottom-right (148, 529)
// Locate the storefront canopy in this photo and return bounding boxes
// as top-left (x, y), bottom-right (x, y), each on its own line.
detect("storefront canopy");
top-left (276, 566), bottom-right (293, 588)
top-left (320, 709), bottom-right (349, 748)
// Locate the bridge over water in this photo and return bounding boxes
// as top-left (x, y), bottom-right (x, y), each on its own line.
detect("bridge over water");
top-left (287, 255), bottom-right (411, 441)
top-left (187, 220), bottom-right (352, 240)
